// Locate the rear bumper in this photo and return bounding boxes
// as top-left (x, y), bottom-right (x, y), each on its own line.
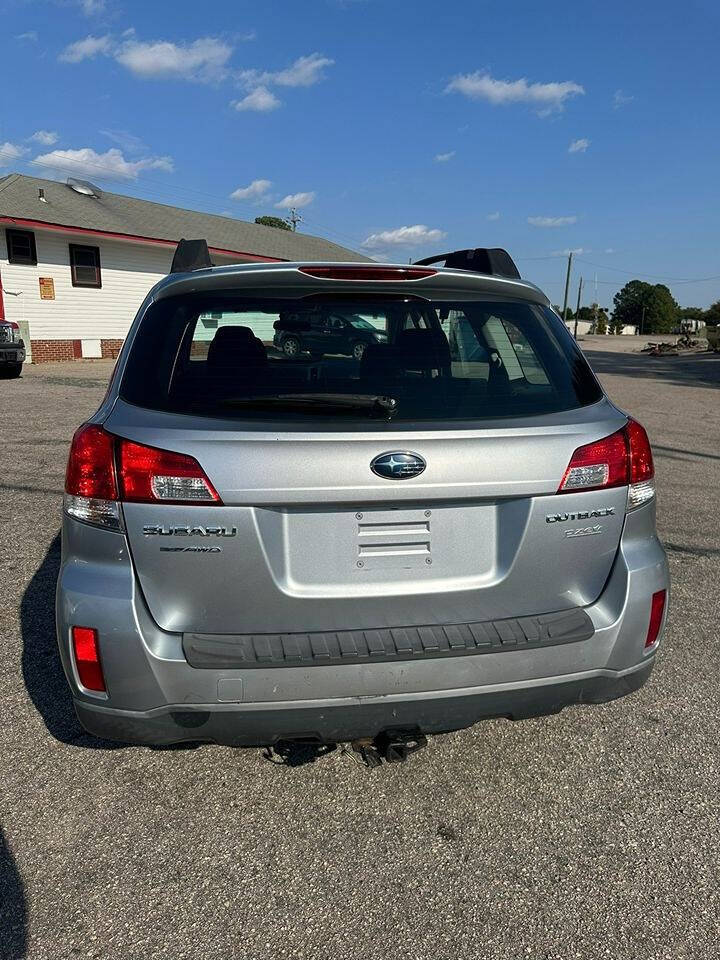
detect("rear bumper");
top-left (74, 659), bottom-right (654, 746)
top-left (57, 500), bottom-right (669, 747)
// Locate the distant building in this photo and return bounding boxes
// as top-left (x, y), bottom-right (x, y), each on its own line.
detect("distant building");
top-left (0, 174), bottom-right (365, 362)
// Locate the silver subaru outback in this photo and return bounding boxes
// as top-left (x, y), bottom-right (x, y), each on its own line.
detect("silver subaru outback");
top-left (56, 245), bottom-right (669, 751)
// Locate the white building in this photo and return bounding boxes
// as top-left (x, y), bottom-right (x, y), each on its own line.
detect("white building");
top-left (0, 174), bottom-right (363, 362)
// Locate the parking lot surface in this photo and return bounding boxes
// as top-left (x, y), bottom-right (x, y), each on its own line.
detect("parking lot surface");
top-left (1, 347), bottom-right (719, 959)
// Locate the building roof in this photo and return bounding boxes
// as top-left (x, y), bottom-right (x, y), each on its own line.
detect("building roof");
top-left (0, 173), bottom-right (368, 263)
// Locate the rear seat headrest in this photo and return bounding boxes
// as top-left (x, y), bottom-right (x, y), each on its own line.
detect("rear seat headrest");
top-left (207, 325), bottom-right (267, 368)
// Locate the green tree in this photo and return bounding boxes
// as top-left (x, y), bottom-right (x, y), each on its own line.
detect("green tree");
top-left (678, 306), bottom-right (705, 321)
top-left (254, 215), bottom-right (292, 231)
top-left (704, 300), bottom-right (720, 326)
top-left (612, 280), bottom-right (678, 334)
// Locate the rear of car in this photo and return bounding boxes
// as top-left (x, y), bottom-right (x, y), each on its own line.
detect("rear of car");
top-left (56, 258), bottom-right (669, 746)
top-left (0, 320), bottom-right (25, 378)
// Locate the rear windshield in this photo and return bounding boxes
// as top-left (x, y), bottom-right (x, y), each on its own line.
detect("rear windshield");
top-left (119, 293), bottom-right (602, 424)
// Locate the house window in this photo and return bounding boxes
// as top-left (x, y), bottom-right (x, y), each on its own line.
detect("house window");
top-left (69, 244), bottom-right (102, 288)
top-left (6, 229), bottom-right (37, 265)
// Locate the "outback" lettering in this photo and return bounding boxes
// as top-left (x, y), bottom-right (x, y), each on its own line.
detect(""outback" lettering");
top-left (546, 507), bottom-right (615, 524)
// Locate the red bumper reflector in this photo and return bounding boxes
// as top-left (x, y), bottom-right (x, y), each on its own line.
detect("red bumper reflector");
top-left (72, 626), bottom-right (106, 691)
top-left (645, 590), bottom-right (666, 648)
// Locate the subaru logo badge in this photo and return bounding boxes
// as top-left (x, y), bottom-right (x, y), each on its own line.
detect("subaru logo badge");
top-left (371, 451), bottom-right (426, 480)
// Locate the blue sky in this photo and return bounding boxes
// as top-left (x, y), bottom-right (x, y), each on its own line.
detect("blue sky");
top-left (2, 0), bottom-right (719, 308)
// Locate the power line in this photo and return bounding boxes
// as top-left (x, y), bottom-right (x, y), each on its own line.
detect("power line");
top-left (575, 256), bottom-right (720, 284)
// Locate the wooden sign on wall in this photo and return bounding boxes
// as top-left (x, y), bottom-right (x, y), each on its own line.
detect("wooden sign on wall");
top-left (39, 277), bottom-right (55, 300)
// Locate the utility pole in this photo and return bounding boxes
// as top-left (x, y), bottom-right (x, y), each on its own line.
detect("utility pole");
top-left (285, 207), bottom-right (303, 232)
top-left (640, 304), bottom-right (646, 336)
top-left (561, 251), bottom-right (573, 324)
top-left (573, 276), bottom-right (583, 339)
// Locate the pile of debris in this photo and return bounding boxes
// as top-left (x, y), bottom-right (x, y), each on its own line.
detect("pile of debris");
top-left (641, 336), bottom-right (709, 356)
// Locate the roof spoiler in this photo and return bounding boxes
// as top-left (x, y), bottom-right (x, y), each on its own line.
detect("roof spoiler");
top-left (414, 248), bottom-right (521, 280)
top-left (170, 238), bottom-right (213, 274)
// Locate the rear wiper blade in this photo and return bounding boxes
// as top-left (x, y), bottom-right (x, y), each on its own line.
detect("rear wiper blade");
top-left (220, 393), bottom-right (399, 418)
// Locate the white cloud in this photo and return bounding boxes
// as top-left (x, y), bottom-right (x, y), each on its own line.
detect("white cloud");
top-left (613, 89), bottom-right (633, 109)
top-left (115, 37), bottom-right (232, 82)
top-left (100, 128), bottom-right (146, 153)
top-left (230, 178), bottom-right (272, 200)
top-left (29, 130), bottom-right (59, 146)
top-left (264, 53), bottom-right (333, 87)
top-left (59, 34), bottom-right (113, 63)
top-left (32, 146), bottom-right (174, 181)
top-left (363, 224), bottom-right (447, 249)
top-left (486, 211), bottom-right (501, 221)
top-left (434, 151), bottom-right (455, 163)
top-left (568, 138), bottom-right (589, 154)
top-left (80, 0), bottom-right (106, 13)
top-left (275, 191), bottom-right (315, 209)
top-left (0, 142), bottom-right (29, 167)
top-left (15, 31), bottom-right (38, 42)
top-left (551, 247), bottom-right (589, 256)
top-left (604, 248), bottom-right (615, 254)
top-left (240, 52), bottom-right (334, 90)
top-left (447, 71), bottom-right (584, 113)
top-left (527, 216), bottom-right (577, 228)
top-left (232, 86), bottom-right (281, 112)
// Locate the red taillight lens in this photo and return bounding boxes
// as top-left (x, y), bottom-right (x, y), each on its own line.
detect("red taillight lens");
top-left (65, 424), bottom-right (118, 499)
top-left (558, 418), bottom-right (655, 496)
top-left (72, 626), bottom-right (106, 692)
top-left (626, 418), bottom-right (654, 484)
top-left (645, 590), bottom-right (666, 648)
top-left (117, 438), bottom-right (220, 504)
top-left (298, 266), bottom-right (437, 281)
top-left (558, 427), bottom-right (628, 493)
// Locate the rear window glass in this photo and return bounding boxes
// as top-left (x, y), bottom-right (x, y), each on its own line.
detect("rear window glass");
top-left (119, 294), bottom-right (602, 424)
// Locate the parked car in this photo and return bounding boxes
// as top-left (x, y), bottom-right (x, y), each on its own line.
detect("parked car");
top-left (56, 246), bottom-right (669, 757)
top-left (0, 320), bottom-right (25, 378)
top-left (273, 311), bottom-right (387, 360)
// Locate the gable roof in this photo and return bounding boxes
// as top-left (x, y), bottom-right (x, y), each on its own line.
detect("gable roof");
top-left (0, 173), bottom-right (368, 263)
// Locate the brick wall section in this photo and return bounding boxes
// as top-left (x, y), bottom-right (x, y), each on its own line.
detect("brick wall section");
top-left (30, 338), bottom-right (126, 362)
top-left (30, 340), bottom-right (79, 363)
top-left (101, 339), bottom-right (124, 359)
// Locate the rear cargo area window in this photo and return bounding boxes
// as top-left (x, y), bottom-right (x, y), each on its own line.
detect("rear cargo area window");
top-left (120, 294), bottom-right (602, 424)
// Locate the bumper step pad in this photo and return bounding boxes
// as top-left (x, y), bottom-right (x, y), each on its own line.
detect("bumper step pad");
top-left (183, 607), bottom-right (594, 670)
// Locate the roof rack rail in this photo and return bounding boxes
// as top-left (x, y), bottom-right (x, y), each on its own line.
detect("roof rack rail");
top-left (170, 238), bottom-right (213, 274)
top-left (414, 248), bottom-right (520, 280)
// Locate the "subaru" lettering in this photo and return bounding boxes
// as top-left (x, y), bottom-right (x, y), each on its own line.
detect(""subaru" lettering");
top-left (143, 525), bottom-right (237, 537)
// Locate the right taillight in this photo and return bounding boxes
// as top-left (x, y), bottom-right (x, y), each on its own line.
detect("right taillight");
top-left (64, 425), bottom-right (221, 529)
top-left (558, 418), bottom-right (655, 510)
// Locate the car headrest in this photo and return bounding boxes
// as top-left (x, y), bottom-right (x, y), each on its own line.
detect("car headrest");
top-left (395, 328), bottom-right (451, 368)
top-left (206, 326), bottom-right (267, 369)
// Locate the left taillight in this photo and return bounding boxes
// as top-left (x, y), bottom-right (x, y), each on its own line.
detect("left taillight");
top-left (64, 425), bottom-right (221, 529)
top-left (117, 438), bottom-right (220, 504)
top-left (64, 424), bottom-right (122, 529)
top-left (557, 418), bottom-right (655, 510)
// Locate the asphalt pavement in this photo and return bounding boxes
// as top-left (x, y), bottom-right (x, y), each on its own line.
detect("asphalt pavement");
top-left (1, 347), bottom-right (719, 960)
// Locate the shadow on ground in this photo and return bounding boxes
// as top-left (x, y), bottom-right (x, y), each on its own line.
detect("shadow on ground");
top-left (583, 348), bottom-right (720, 389)
top-left (0, 828), bottom-right (27, 960)
top-left (20, 533), bottom-right (124, 750)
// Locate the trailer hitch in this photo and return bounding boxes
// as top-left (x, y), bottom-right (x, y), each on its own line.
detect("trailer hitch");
top-left (348, 730), bottom-right (428, 768)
